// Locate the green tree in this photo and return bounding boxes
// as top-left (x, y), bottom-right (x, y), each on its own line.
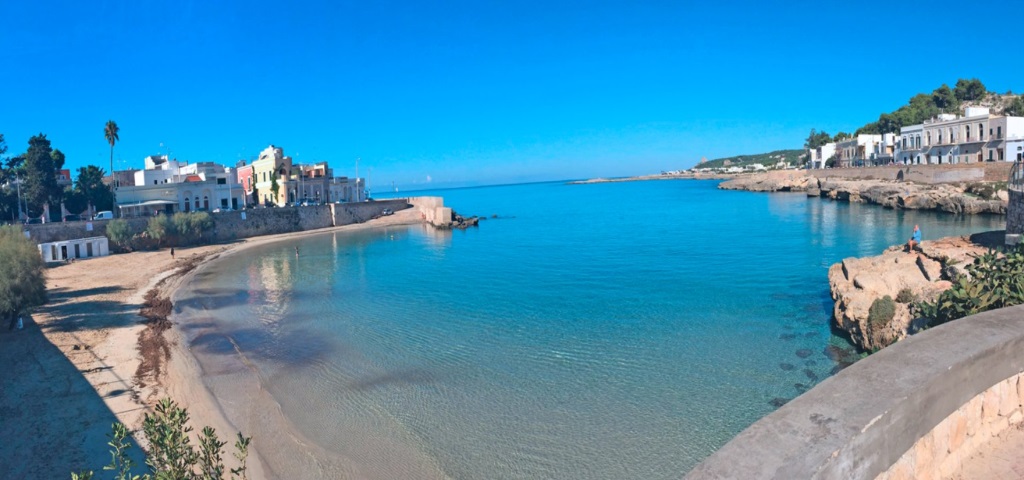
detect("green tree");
top-left (953, 78), bottom-right (987, 102)
top-left (104, 120), bottom-right (120, 216)
top-left (147, 215), bottom-right (172, 247)
top-left (270, 172), bottom-right (279, 205)
top-left (74, 165), bottom-right (113, 212)
top-left (22, 134), bottom-right (62, 218)
top-left (188, 212), bottom-right (213, 242)
top-left (51, 149), bottom-right (66, 171)
top-left (834, 132), bottom-right (851, 141)
top-left (1005, 96), bottom-right (1024, 117)
top-left (0, 225), bottom-right (47, 327)
top-left (932, 84), bottom-right (958, 111)
top-left (876, 112), bottom-right (902, 134)
top-left (803, 129), bottom-right (832, 149)
top-left (106, 219), bottom-right (132, 250)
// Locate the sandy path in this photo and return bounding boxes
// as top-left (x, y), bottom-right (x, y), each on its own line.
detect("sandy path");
top-left (0, 209), bottom-right (422, 478)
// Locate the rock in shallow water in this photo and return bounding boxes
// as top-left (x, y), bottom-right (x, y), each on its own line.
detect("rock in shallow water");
top-left (796, 348), bottom-right (813, 358)
top-left (779, 363), bottom-right (796, 371)
top-left (769, 397), bottom-right (790, 408)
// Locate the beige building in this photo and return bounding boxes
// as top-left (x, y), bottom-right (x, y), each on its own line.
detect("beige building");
top-left (250, 145), bottom-right (293, 206)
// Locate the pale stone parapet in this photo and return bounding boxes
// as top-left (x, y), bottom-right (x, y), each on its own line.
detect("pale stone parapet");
top-left (685, 304), bottom-right (1024, 479)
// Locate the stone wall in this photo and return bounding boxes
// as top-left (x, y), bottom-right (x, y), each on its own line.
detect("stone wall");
top-left (685, 304), bottom-right (1024, 480)
top-left (22, 218), bottom-right (149, 244)
top-left (879, 373), bottom-right (1024, 480)
top-left (20, 199), bottom-right (412, 245)
top-left (1007, 189), bottom-right (1023, 245)
top-left (808, 162), bottom-right (1014, 184)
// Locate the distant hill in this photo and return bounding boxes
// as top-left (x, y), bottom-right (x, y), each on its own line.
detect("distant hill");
top-left (696, 149), bottom-right (804, 169)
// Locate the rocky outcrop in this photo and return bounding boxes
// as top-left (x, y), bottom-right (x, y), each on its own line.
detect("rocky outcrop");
top-left (828, 232), bottom-right (1003, 351)
top-left (817, 179), bottom-right (1007, 214)
top-left (718, 171), bottom-right (816, 192)
top-left (721, 171), bottom-right (1008, 215)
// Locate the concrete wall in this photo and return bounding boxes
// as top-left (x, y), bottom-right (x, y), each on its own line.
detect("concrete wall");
top-left (20, 199), bottom-right (412, 245)
top-left (407, 196), bottom-right (453, 227)
top-left (685, 304), bottom-right (1024, 480)
top-left (809, 162), bottom-right (1014, 184)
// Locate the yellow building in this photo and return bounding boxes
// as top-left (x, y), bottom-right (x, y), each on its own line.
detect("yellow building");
top-left (251, 145), bottom-right (293, 206)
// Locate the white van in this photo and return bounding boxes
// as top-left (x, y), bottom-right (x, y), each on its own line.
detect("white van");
top-left (93, 211), bottom-right (114, 220)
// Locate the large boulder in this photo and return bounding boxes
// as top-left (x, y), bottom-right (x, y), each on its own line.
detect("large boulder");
top-left (828, 234), bottom-right (994, 351)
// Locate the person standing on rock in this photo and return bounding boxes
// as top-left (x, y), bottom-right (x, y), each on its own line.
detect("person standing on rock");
top-left (907, 225), bottom-right (921, 252)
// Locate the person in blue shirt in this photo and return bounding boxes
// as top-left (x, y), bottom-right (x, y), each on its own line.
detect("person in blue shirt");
top-left (907, 225), bottom-right (921, 252)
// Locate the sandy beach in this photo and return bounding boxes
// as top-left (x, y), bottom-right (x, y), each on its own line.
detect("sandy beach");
top-left (0, 208), bottom-right (422, 479)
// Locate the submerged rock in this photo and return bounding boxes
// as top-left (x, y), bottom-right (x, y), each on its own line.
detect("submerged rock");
top-left (795, 349), bottom-right (813, 358)
top-left (769, 397), bottom-right (790, 408)
top-left (779, 362), bottom-right (796, 371)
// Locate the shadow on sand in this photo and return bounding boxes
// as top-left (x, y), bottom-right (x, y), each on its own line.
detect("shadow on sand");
top-left (0, 316), bottom-right (146, 477)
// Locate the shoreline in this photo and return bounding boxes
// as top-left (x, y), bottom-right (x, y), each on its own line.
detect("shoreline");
top-left (163, 208), bottom-right (436, 479)
top-left (0, 209), bottom-right (423, 478)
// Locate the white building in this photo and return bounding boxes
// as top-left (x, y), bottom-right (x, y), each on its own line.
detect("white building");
top-left (835, 135), bottom-right (883, 168)
top-left (115, 155), bottom-right (246, 217)
top-left (807, 142), bottom-right (837, 169)
top-left (38, 236), bottom-right (109, 262)
top-left (895, 108), bottom-right (1024, 165)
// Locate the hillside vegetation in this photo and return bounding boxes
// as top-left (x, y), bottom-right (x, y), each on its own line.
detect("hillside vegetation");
top-left (697, 149), bottom-right (804, 169)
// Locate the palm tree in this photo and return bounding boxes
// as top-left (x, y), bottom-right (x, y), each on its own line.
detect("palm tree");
top-left (104, 120), bottom-right (120, 216)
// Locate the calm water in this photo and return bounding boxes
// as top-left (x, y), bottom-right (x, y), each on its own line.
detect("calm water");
top-left (174, 180), bottom-right (1004, 479)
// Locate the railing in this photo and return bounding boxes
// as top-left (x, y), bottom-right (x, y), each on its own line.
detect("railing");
top-left (1011, 161), bottom-right (1023, 191)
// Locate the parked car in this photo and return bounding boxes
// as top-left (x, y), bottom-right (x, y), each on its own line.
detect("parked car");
top-left (381, 208), bottom-right (394, 216)
top-left (93, 211), bottom-right (114, 220)
top-left (212, 207), bottom-right (233, 213)
top-left (63, 214), bottom-right (83, 222)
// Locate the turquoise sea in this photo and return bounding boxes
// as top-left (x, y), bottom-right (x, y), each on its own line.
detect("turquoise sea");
top-left (175, 180), bottom-right (1004, 479)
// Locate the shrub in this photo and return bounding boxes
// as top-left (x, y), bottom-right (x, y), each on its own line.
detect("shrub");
top-left (895, 288), bottom-right (917, 304)
top-left (0, 226), bottom-right (48, 326)
top-left (105, 219), bottom-right (132, 250)
top-left (170, 212), bottom-right (215, 246)
top-left (73, 398), bottom-right (251, 480)
top-left (917, 244), bottom-right (1024, 326)
top-left (188, 212), bottom-right (213, 242)
top-left (868, 295), bottom-right (896, 328)
top-left (147, 215), bottom-right (172, 247)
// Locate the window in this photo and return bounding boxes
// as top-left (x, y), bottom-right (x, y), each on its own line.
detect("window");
top-left (203, 196), bottom-right (209, 210)
top-left (997, 126), bottom-right (1002, 139)
top-left (980, 124), bottom-right (985, 140)
top-left (221, 198), bottom-right (228, 207)
top-left (217, 178), bottom-right (226, 185)
top-left (153, 180), bottom-right (158, 185)
top-left (185, 198), bottom-right (191, 212)
top-left (966, 125), bottom-right (971, 140)
top-left (999, 149), bottom-right (1004, 161)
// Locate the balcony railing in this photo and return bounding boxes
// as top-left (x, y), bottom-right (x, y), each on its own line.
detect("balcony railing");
top-left (1011, 161), bottom-right (1024, 192)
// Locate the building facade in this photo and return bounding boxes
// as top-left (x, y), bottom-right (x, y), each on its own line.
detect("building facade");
top-left (895, 108), bottom-right (1024, 165)
top-left (115, 155), bottom-right (245, 217)
top-left (835, 134), bottom-right (883, 168)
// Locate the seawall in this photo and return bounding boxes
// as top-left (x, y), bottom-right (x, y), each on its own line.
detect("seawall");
top-left (21, 199), bottom-right (414, 245)
top-left (685, 304), bottom-right (1024, 480)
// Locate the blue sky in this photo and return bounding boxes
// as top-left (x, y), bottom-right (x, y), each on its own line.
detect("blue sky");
top-left (1, 1), bottom-right (1020, 190)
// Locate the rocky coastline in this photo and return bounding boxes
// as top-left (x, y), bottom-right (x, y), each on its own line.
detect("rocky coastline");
top-left (827, 231), bottom-right (1005, 351)
top-left (720, 170), bottom-right (1008, 215)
